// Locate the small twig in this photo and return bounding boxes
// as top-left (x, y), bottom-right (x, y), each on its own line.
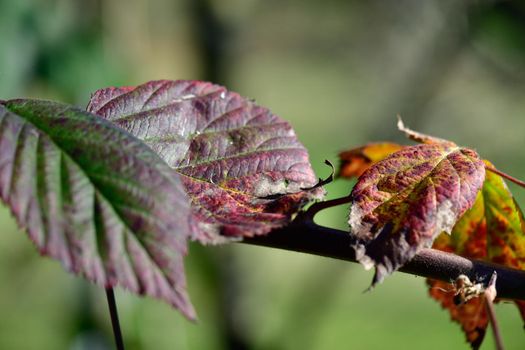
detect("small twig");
top-left (484, 272), bottom-right (504, 350)
top-left (485, 165), bottom-right (525, 189)
top-left (105, 287), bottom-right (125, 350)
top-left (301, 194), bottom-right (352, 222)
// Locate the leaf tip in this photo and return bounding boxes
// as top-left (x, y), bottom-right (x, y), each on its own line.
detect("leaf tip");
top-left (353, 242), bottom-right (374, 270)
top-left (396, 115), bottom-right (419, 142)
top-left (353, 240), bottom-right (390, 289)
top-left (396, 115), bottom-right (455, 145)
top-left (362, 264), bottom-right (388, 292)
top-left (396, 114), bottom-right (404, 131)
top-left (184, 306), bottom-right (199, 323)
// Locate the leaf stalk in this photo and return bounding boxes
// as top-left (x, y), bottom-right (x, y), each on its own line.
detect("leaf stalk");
top-left (105, 288), bottom-right (125, 350)
top-left (485, 165), bottom-right (525, 189)
top-left (301, 195), bottom-right (352, 222)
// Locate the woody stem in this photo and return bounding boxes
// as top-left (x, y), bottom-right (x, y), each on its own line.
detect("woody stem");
top-left (242, 220), bottom-right (525, 301)
top-left (301, 195), bottom-right (352, 222)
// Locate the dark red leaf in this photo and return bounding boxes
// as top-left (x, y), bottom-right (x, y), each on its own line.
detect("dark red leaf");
top-left (87, 80), bottom-right (323, 243)
top-left (349, 142), bottom-right (485, 286)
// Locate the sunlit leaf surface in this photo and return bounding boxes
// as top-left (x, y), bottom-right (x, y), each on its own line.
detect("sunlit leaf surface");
top-left (88, 80), bottom-right (323, 243)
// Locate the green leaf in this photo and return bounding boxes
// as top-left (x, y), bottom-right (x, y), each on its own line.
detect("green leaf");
top-left (0, 99), bottom-right (196, 319)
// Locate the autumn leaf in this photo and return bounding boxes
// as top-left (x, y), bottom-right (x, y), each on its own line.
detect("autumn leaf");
top-left (349, 142), bottom-right (485, 286)
top-left (338, 142), bottom-right (403, 179)
top-left (87, 80), bottom-right (323, 244)
top-left (338, 117), bottom-right (452, 180)
top-left (428, 192), bottom-right (488, 348)
top-left (0, 100), bottom-right (196, 319)
top-left (342, 132), bottom-right (523, 347)
top-left (430, 280), bottom-right (488, 349)
top-left (428, 161), bottom-right (525, 348)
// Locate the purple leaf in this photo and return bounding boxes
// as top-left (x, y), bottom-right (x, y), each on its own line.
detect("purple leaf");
top-left (0, 100), bottom-right (196, 319)
top-left (349, 143), bottom-right (485, 286)
top-left (87, 80), bottom-right (323, 243)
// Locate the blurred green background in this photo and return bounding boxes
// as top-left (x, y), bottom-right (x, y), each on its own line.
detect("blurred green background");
top-left (1, 0), bottom-right (525, 349)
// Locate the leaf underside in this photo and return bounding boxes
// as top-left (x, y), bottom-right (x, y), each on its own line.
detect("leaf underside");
top-left (428, 162), bottom-right (525, 348)
top-left (0, 100), bottom-right (196, 319)
top-left (87, 80), bottom-right (323, 244)
top-left (349, 142), bottom-right (485, 286)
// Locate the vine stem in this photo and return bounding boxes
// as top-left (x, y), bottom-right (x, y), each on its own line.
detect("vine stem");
top-left (242, 220), bottom-right (525, 301)
top-left (301, 194), bottom-right (352, 222)
top-left (485, 165), bottom-right (525, 189)
top-left (105, 287), bottom-right (125, 350)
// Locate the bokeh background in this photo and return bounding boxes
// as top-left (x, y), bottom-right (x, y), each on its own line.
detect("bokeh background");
top-left (1, 0), bottom-right (525, 349)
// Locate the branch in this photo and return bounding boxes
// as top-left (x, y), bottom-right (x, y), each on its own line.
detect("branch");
top-left (241, 221), bottom-right (525, 301)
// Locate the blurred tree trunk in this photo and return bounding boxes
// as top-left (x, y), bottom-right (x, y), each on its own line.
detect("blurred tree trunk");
top-left (188, 1), bottom-right (249, 349)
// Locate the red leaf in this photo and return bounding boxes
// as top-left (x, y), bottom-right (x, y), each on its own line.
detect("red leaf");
top-left (87, 80), bottom-right (323, 243)
top-left (349, 142), bottom-right (485, 286)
